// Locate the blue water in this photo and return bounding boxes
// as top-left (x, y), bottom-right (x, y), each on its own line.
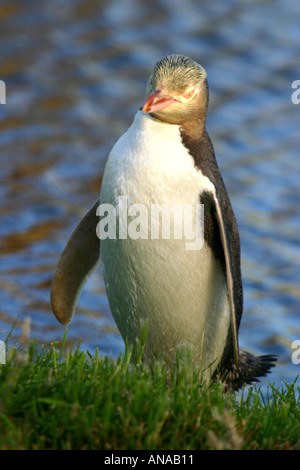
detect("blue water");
top-left (0, 0), bottom-right (299, 390)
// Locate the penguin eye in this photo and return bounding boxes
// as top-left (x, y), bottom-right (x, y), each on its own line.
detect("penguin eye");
top-left (182, 89), bottom-right (196, 100)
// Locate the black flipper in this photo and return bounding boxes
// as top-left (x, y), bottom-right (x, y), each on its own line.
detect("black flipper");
top-left (181, 128), bottom-right (243, 366)
top-left (181, 128), bottom-right (276, 387)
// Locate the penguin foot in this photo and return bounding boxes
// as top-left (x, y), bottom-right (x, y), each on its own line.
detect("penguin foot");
top-left (219, 351), bottom-right (277, 392)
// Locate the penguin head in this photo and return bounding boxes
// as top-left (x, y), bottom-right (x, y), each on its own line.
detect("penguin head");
top-left (142, 54), bottom-right (209, 126)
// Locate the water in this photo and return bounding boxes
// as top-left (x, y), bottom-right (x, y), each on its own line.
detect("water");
top-left (0, 0), bottom-right (299, 390)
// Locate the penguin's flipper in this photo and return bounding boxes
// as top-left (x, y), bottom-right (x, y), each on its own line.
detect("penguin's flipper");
top-left (214, 199), bottom-right (239, 366)
top-left (51, 199), bottom-right (100, 325)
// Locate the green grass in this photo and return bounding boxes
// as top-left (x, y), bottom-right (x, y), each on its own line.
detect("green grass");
top-left (0, 330), bottom-right (299, 450)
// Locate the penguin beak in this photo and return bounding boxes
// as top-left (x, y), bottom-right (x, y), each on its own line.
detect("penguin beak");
top-left (142, 90), bottom-right (179, 113)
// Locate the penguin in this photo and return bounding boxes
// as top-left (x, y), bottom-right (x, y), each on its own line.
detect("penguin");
top-left (51, 54), bottom-right (276, 391)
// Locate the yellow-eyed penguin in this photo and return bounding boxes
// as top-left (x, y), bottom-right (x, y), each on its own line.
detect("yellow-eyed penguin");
top-left (51, 54), bottom-right (276, 390)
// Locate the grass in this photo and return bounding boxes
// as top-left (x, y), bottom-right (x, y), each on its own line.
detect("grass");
top-left (0, 329), bottom-right (299, 450)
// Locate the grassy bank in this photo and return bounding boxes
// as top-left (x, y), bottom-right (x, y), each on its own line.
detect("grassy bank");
top-left (0, 331), bottom-right (299, 450)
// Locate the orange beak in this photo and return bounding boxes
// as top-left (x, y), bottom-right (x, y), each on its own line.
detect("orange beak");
top-left (142, 90), bottom-right (179, 113)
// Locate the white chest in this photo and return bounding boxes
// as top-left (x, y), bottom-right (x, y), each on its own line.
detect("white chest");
top-left (100, 111), bottom-right (230, 372)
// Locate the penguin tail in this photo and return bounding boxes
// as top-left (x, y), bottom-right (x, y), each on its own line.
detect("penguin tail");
top-left (221, 351), bottom-right (277, 392)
